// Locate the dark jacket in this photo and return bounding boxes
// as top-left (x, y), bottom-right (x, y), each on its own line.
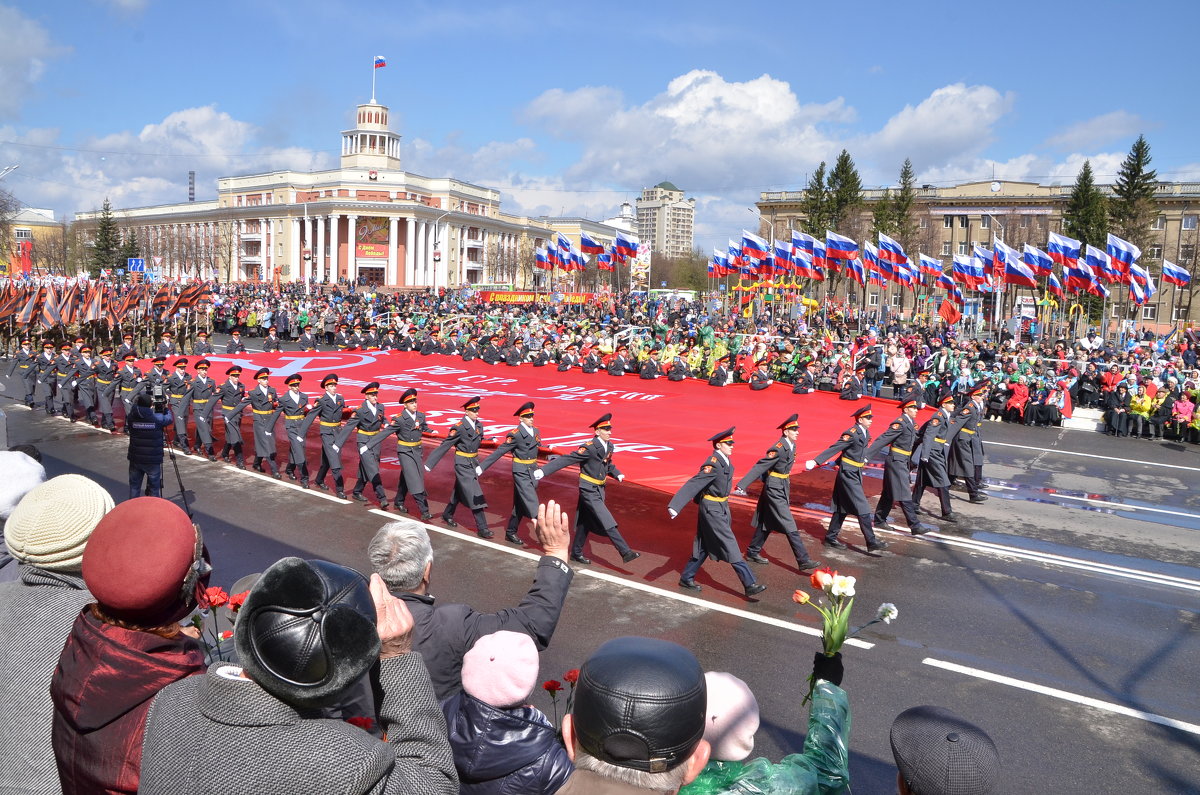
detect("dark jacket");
top-left (50, 609), bottom-right (205, 795)
top-left (441, 692), bottom-right (573, 795)
top-left (396, 556), bottom-right (573, 701)
top-left (126, 402), bottom-right (173, 465)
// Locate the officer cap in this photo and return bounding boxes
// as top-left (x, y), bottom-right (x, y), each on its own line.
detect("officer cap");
top-left (60, 343), bottom-right (73, 351)
top-left (939, 392), bottom-right (956, 405)
top-left (254, 367), bottom-right (270, 380)
top-left (226, 365), bottom-right (243, 376)
top-left (320, 373), bottom-right (338, 387)
top-left (853, 404), bottom-right (874, 419)
top-left (285, 374), bottom-right (302, 386)
top-left (303, 324), bottom-right (313, 331)
top-left (197, 330), bottom-right (209, 337)
top-left (514, 401), bottom-right (535, 418)
top-left (173, 358), bottom-right (188, 368)
top-left (462, 396), bottom-right (482, 412)
top-left (778, 414), bottom-right (799, 431)
top-left (195, 359), bottom-right (210, 369)
top-left (122, 333), bottom-right (133, 340)
top-left (99, 347), bottom-right (113, 356)
top-left (151, 355), bottom-right (165, 364)
top-left (161, 331), bottom-right (172, 338)
top-left (708, 427), bottom-right (735, 446)
top-left (231, 329), bottom-right (241, 335)
top-left (80, 344), bottom-right (92, 353)
top-left (900, 398), bottom-right (920, 410)
top-left (42, 341), bottom-right (53, 349)
top-left (400, 388), bottom-right (418, 404)
top-left (361, 382), bottom-right (380, 395)
top-left (123, 353), bottom-right (137, 362)
top-left (591, 414), bottom-right (613, 430)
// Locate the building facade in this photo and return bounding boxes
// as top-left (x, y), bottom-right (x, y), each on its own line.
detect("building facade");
top-left (2, 207), bottom-right (65, 277)
top-left (758, 179), bottom-right (1200, 325)
top-left (636, 182), bottom-right (694, 257)
top-left (75, 101), bottom-right (558, 290)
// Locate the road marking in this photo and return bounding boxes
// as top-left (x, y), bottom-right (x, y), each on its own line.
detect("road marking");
top-left (987, 440), bottom-right (1200, 473)
top-left (367, 508), bottom-right (873, 648)
top-left (923, 658), bottom-right (1200, 736)
top-left (882, 528), bottom-right (1200, 593)
top-left (984, 483), bottom-right (1200, 521)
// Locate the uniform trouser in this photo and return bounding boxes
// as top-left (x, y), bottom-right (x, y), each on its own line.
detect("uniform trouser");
top-left (912, 465), bottom-right (953, 516)
top-left (573, 495), bottom-right (632, 557)
top-left (874, 469), bottom-right (922, 528)
top-left (97, 387), bottom-right (116, 426)
top-left (171, 401), bottom-right (189, 445)
top-left (682, 553), bottom-right (755, 588)
top-left (21, 374), bottom-right (37, 404)
top-left (444, 476), bottom-right (489, 533)
top-left (826, 511), bottom-right (878, 546)
top-left (393, 452), bottom-right (430, 514)
top-left (74, 387), bottom-right (97, 422)
top-left (129, 462), bottom-right (163, 499)
top-left (57, 384), bottom-right (74, 415)
top-left (193, 407), bottom-right (215, 447)
top-left (959, 466), bottom-right (984, 498)
top-left (354, 445), bottom-right (386, 500)
top-left (39, 380), bottom-right (57, 412)
top-left (315, 433), bottom-right (344, 489)
top-left (506, 469), bottom-right (538, 533)
top-left (747, 523), bottom-right (814, 565)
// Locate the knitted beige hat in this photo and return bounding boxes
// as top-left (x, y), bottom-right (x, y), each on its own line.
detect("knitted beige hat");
top-left (5, 474), bottom-right (114, 571)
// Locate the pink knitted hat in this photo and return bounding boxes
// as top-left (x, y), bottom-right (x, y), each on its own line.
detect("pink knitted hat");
top-left (461, 631), bottom-right (539, 709)
top-left (703, 671), bottom-right (760, 762)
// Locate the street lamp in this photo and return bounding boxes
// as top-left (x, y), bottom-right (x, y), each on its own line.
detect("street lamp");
top-left (0, 164), bottom-right (18, 180)
top-left (430, 210), bottom-right (451, 289)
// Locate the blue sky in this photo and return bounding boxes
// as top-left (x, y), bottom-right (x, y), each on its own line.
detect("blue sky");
top-left (3, 0), bottom-right (1199, 253)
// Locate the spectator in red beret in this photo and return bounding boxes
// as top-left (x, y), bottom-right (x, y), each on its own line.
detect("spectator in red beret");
top-left (50, 497), bottom-right (211, 795)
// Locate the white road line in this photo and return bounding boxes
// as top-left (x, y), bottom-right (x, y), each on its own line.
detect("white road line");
top-left (367, 508), bottom-right (873, 648)
top-left (923, 658), bottom-right (1200, 736)
top-left (987, 440), bottom-right (1200, 473)
top-left (985, 483), bottom-right (1200, 521)
top-left (884, 529), bottom-right (1200, 593)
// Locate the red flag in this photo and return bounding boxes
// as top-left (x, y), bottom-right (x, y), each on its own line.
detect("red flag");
top-left (938, 298), bottom-right (962, 325)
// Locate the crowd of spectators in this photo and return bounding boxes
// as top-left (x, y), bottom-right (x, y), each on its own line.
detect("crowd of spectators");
top-left (0, 446), bottom-right (1003, 794)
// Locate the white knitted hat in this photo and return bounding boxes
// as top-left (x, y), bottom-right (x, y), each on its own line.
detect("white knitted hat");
top-left (5, 474), bottom-right (114, 571)
top-left (0, 451), bottom-right (46, 520)
top-left (461, 631), bottom-right (539, 708)
top-left (702, 671), bottom-right (760, 762)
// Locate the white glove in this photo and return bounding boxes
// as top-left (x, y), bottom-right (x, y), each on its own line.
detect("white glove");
top-left (331, 444), bottom-right (340, 453)
top-left (805, 459), bottom-right (817, 471)
top-left (617, 474), bottom-right (625, 482)
top-left (424, 464), bottom-right (431, 472)
top-left (732, 487), bottom-right (747, 496)
top-left (359, 445), bottom-right (368, 454)
top-left (475, 465), bottom-right (482, 476)
top-left (533, 469), bottom-right (544, 481)
top-left (668, 508), bottom-right (678, 519)
top-left (71, 381), bottom-right (77, 387)
top-left (265, 431), bottom-right (272, 437)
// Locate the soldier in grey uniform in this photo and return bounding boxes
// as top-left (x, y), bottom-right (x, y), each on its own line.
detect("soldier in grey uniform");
top-left (535, 414), bottom-right (639, 566)
top-left (192, 330), bottom-right (215, 356)
top-left (736, 414), bottom-right (820, 572)
top-left (230, 367), bottom-right (282, 477)
top-left (188, 359), bottom-right (219, 459)
top-left (340, 382), bottom-right (388, 506)
top-left (806, 404), bottom-right (887, 552)
top-left (225, 330), bottom-right (247, 355)
top-left (95, 347), bottom-right (119, 430)
top-left (114, 352), bottom-right (143, 431)
top-left (707, 354), bottom-right (732, 387)
top-left (67, 344), bottom-right (100, 425)
top-left (948, 382), bottom-right (989, 503)
top-left (670, 427), bottom-right (766, 598)
top-left (480, 335), bottom-right (502, 364)
top-left (166, 358), bottom-right (193, 450)
top-left (606, 344), bottom-right (631, 376)
top-left (296, 325), bottom-right (319, 351)
top-left (867, 399), bottom-right (935, 536)
top-left (639, 348), bottom-right (663, 379)
top-left (261, 326), bottom-right (283, 352)
top-left (278, 373), bottom-right (312, 487)
top-left (371, 388), bottom-right (432, 518)
top-left (479, 401), bottom-right (541, 546)
top-left (309, 373), bottom-right (348, 498)
top-left (6, 337), bottom-right (37, 406)
top-left (153, 332), bottom-right (178, 359)
top-left (51, 344), bottom-right (76, 417)
top-left (425, 396), bottom-right (492, 538)
top-left (218, 365), bottom-right (247, 468)
top-left (115, 333), bottom-right (138, 361)
top-left (912, 392), bottom-right (964, 523)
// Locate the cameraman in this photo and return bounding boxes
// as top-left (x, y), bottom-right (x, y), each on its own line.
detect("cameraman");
top-left (127, 390), bottom-right (173, 500)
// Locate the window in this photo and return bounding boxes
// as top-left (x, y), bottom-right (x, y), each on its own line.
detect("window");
top-left (14, 228), bottom-right (31, 240)
top-left (958, 241), bottom-right (969, 255)
top-left (1182, 244), bottom-right (1195, 265)
top-left (1151, 215), bottom-right (1166, 231)
top-left (1148, 245), bottom-right (1163, 260)
top-left (868, 293), bottom-right (880, 307)
top-left (1184, 215), bottom-right (1198, 230)
top-left (959, 216), bottom-right (968, 228)
top-left (1021, 216), bottom-right (1031, 228)
top-left (942, 241), bottom-right (952, 255)
top-left (1174, 306), bottom-right (1190, 321)
top-left (943, 215), bottom-right (953, 228)
top-left (980, 216), bottom-right (990, 230)
top-left (1141, 305), bottom-right (1157, 321)
top-left (891, 294), bottom-right (902, 307)
top-left (919, 217), bottom-right (928, 229)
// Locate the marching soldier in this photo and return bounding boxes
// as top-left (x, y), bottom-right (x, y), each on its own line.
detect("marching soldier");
top-left (351, 324), bottom-right (367, 348)
top-left (380, 327), bottom-right (402, 352)
top-left (143, 355), bottom-right (169, 394)
top-left (310, 374), bottom-right (349, 498)
top-left (530, 340), bottom-right (554, 367)
top-left (735, 414), bottom-right (821, 572)
top-left (667, 354), bottom-right (691, 382)
top-left (166, 358), bottom-right (193, 450)
top-left (371, 388), bottom-right (433, 518)
top-left (225, 330), bottom-right (247, 355)
top-left (502, 337), bottom-right (524, 366)
top-left (535, 414), bottom-right (640, 566)
top-left (669, 427), bottom-right (766, 599)
top-left (218, 365), bottom-right (247, 468)
top-left (192, 330), bottom-right (215, 356)
top-left (33, 342), bottom-right (57, 414)
top-left (231, 367), bottom-right (281, 477)
top-left (439, 332), bottom-right (459, 356)
top-left (479, 401), bottom-right (541, 546)
top-left (188, 359), bottom-right (219, 459)
top-left (459, 335), bottom-right (480, 361)
top-left (67, 344), bottom-right (99, 425)
top-left (334, 324), bottom-right (353, 351)
top-left (748, 358), bottom-right (773, 391)
top-left (912, 392), bottom-right (963, 523)
top-left (52, 344), bottom-right (76, 418)
top-left (95, 348), bottom-right (118, 431)
top-left (805, 404), bottom-right (888, 552)
top-left (341, 382), bottom-right (389, 506)
top-left (115, 333), bottom-right (138, 361)
top-left (278, 374), bottom-right (312, 487)
top-left (866, 399), bottom-right (935, 536)
top-left (480, 335), bottom-right (502, 365)
top-left (114, 352), bottom-right (143, 431)
top-left (425, 396), bottom-right (493, 538)
top-left (6, 337), bottom-right (37, 407)
top-left (153, 331), bottom-right (178, 358)
top-left (364, 324), bottom-right (382, 350)
top-left (949, 383), bottom-right (989, 504)
top-left (839, 365), bottom-right (866, 400)
top-left (261, 326), bottom-right (283, 352)
top-left (70, 336), bottom-right (86, 359)
top-left (296, 325), bottom-right (320, 351)
top-left (397, 327), bottom-right (417, 352)
top-left (556, 342), bottom-right (579, 372)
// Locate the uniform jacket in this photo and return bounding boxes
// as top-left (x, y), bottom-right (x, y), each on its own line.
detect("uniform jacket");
top-left (639, 358), bottom-right (662, 379)
top-left (948, 399), bottom-right (985, 478)
top-left (668, 450), bottom-right (740, 562)
top-left (814, 424), bottom-right (872, 516)
top-left (225, 338), bottom-right (247, 354)
top-left (736, 437), bottom-right (796, 531)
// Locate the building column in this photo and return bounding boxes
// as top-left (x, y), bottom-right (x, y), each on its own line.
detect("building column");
top-left (404, 217), bottom-right (415, 285)
top-left (328, 214), bottom-right (340, 283)
top-left (346, 215), bottom-right (358, 283)
top-left (387, 216), bottom-right (399, 286)
top-left (315, 216), bottom-right (326, 283)
top-left (236, 220), bottom-right (245, 281)
top-left (413, 220), bottom-right (425, 286)
top-left (291, 218), bottom-right (301, 283)
top-left (307, 216), bottom-right (317, 282)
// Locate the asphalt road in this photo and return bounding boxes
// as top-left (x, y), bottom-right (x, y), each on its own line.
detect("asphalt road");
top-left (2, 356), bottom-right (1198, 794)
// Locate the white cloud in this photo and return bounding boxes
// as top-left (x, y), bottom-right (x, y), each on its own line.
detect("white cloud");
top-left (1044, 111), bottom-right (1147, 151)
top-left (0, 5), bottom-right (69, 120)
top-left (95, 0), bottom-right (150, 12)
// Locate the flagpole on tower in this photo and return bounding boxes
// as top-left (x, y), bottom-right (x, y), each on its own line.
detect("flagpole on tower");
top-left (371, 58), bottom-right (376, 104)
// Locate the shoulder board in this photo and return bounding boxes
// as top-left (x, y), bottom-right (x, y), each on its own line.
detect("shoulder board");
top-left (891, 422), bottom-right (901, 430)
top-left (773, 441), bottom-right (783, 449)
top-left (959, 408), bottom-right (971, 416)
top-left (707, 456), bottom-right (718, 465)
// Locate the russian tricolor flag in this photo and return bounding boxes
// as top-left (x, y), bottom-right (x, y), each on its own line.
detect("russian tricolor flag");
top-left (1047, 232), bottom-right (1081, 269)
top-left (580, 232), bottom-right (605, 255)
top-left (918, 254), bottom-right (943, 277)
top-left (1004, 258), bottom-right (1039, 289)
top-left (952, 254), bottom-right (986, 289)
top-left (936, 271), bottom-right (956, 292)
top-left (863, 242), bottom-right (884, 286)
top-left (1106, 233), bottom-right (1141, 282)
top-left (845, 254), bottom-right (866, 287)
top-left (534, 247), bottom-right (550, 270)
top-left (877, 232), bottom-right (906, 265)
top-left (1023, 244), bottom-right (1054, 277)
top-left (1084, 245), bottom-right (1109, 281)
top-left (826, 230), bottom-right (859, 262)
top-left (1162, 260), bottom-right (1191, 286)
top-left (813, 239), bottom-right (828, 275)
top-left (742, 230), bottom-right (769, 261)
top-left (1047, 272), bottom-right (1065, 300)
top-left (374, 55), bottom-right (387, 69)
top-left (615, 231), bottom-right (639, 260)
top-left (597, 253), bottom-right (614, 272)
top-left (773, 239), bottom-right (793, 273)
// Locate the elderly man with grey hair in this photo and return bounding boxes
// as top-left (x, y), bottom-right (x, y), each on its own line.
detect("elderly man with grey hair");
top-left (367, 500), bottom-right (574, 700)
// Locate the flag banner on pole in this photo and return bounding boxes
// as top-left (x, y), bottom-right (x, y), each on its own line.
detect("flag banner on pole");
top-left (374, 55), bottom-right (387, 68)
top-left (812, 239), bottom-right (828, 276)
top-left (1047, 232), bottom-right (1081, 269)
top-left (1161, 260), bottom-right (1190, 286)
top-left (580, 232), bottom-right (605, 255)
top-left (615, 230), bottom-right (639, 260)
top-left (826, 230), bottom-right (859, 262)
top-left (1023, 244), bottom-right (1054, 277)
top-left (952, 254), bottom-right (986, 289)
top-left (741, 230), bottom-right (769, 261)
top-left (939, 298), bottom-right (962, 324)
top-left (877, 232), bottom-right (906, 265)
top-left (773, 239), bottom-right (793, 274)
top-left (1106, 233), bottom-right (1141, 282)
top-left (863, 242), bottom-right (885, 286)
top-left (1047, 272), bottom-right (1065, 300)
top-left (918, 254), bottom-right (943, 277)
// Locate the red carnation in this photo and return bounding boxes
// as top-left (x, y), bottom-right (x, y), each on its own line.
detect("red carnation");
top-left (543, 679), bottom-right (563, 695)
top-left (220, 630), bottom-right (233, 640)
top-left (205, 586), bottom-right (230, 609)
top-left (563, 669), bottom-right (580, 685)
top-left (345, 716), bottom-right (376, 732)
top-left (228, 591), bottom-right (249, 613)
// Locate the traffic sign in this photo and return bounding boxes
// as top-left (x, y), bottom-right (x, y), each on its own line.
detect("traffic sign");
top-left (116, 269), bottom-right (125, 276)
top-left (127, 258), bottom-right (145, 272)
top-left (661, 281), bottom-right (667, 287)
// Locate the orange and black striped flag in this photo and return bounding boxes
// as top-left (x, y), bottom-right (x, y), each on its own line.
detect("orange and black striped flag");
top-left (82, 283), bottom-right (105, 324)
top-left (192, 281), bottom-right (213, 306)
top-left (39, 285), bottom-right (63, 330)
top-left (0, 285), bottom-right (27, 322)
top-left (151, 282), bottom-right (174, 321)
top-left (168, 281), bottom-right (201, 316)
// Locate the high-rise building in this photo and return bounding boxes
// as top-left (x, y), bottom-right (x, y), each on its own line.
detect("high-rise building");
top-left (636, 182), bottom-right (695, 257)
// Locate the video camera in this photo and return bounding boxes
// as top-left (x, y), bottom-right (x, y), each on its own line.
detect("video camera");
top-left (151, 382), bottom-right (168, 413)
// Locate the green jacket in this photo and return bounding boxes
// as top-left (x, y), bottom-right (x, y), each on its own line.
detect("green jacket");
top-left (679, 682), bottom-right (850, 795)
